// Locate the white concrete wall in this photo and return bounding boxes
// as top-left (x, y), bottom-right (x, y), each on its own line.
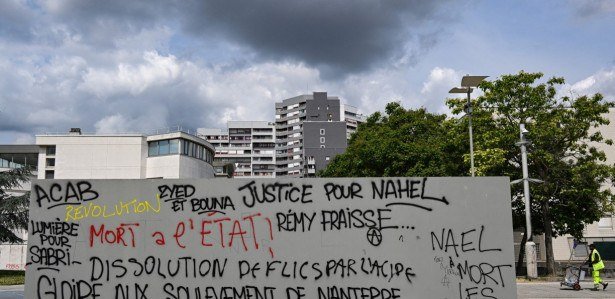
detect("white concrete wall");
top-left (0, 244), bottom-right (27, 271)
top-left (146, 155), bottom-right (181, 178)
top-left (37, 135), bottom-right (146, 179)
top-left (178, 155), bottom-right (215, 178)
top-left (146, 154), bottom-right (215, 179)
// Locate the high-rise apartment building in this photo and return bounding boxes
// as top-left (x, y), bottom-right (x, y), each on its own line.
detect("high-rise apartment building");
top-left (275, 92), bottom-right (364, 177)
top-left (198, 121), bottom-right (276, 178)
top-left (341, 104), bottom-right (363, 140)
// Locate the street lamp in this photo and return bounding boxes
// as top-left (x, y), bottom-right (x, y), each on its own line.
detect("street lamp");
top-left (512, 123), bottom-right (543, 279)
top-left (449, 75), bottom-right (488, 177)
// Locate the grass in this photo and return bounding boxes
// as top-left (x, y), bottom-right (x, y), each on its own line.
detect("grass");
top-left (0, 270), bottom-right (25, 285)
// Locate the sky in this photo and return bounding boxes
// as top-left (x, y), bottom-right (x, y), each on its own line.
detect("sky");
top-left (1, 0), bottom-right (615, 144)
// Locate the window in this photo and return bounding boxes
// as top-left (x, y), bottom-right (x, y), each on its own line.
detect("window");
top-left (182, 140), bottom-right (189, 155)
top-left (149, 139), bottom-right (181, 157)
top-left (46, 158), bottom-right (55, 167)
top-left (320, 129), bottom-right (325, 135)
top-left (158, 140), bottom-right (170, 155)
top-left (0, 153), bottom-right (35, 169)
top-left (0, 157), bottom-right (8, 168)
top-left (148, 142), bottom-right (158, 156)
top-left (46, 146), bottom-right (56, 156)
top-left (176, 139), bottom-right (214, 163)
top-left (45, 170), bottom-right (54, 179)
top-left (320, 137), bottom-right (326, 143)
top-left (170, 139), bottom-right (179, 154)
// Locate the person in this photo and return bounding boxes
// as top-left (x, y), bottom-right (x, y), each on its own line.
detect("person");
top-left (586, 244), bottom-right (608, 290)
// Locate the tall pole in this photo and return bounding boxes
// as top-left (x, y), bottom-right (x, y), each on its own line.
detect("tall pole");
top-left (520, 123), bottom-right (532, 239)
top-left (518, 123), bottom-right (537, 279)
top-left (467, 90), bottom-right (475, 177)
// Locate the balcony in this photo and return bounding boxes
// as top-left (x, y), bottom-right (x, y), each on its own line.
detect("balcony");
top-left (276, 112), bottom-right (306, 122)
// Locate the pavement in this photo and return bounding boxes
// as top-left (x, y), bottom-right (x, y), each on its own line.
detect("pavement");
top-left (0, 286), bottom-right (22, 299)
top-left (0, 282), bottom-right (613, 298)
top-left (517, 281), bottom-right (614, 298)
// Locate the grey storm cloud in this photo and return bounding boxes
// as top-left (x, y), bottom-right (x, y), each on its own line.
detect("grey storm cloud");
top-left (0, 0), bottom-right (37, 41)
top-left (38, 0), bottom-right (455, 77)
top-left (0, 0), bottom-right (458, 142)
top-left (182, 0), bottom-right (453, 77)
top-left (571, 0), bottom-right (615, 18)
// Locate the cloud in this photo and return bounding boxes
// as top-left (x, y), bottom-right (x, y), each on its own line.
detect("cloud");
top-left (421, 67), bottom-right (461, 95)
top-left (0, 45), bottom-right (332, 137)
top-left (0, 0), bottom-right (37, 42)
top-left (420, 67), bottom-right (465, 114)
top-left (35, 0), bottom-right (457, 78)
top-left (94, 114), bottom-right (129, 133)
top-left (79, 51), bottom-right (182, 97)
top-left (571, 0), bottom-right (615, 18)
top-left (181, 0), bottom-right (455, 78)
top-left (5, 0), bottom-right (563, 145)
top-left (1, 40), bottom-right (450, 140)
top-left (569, 67), bottom-right (615, 98)
top-left (41, 0), bottom-right (179, 48)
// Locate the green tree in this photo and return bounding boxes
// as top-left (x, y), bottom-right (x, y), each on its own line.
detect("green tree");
top-left (448, 71), bottom-right (615, 275)
top-left (0, 167), bottom-right (31, 243)
top-left (320, 102), bottom-right (467, 177)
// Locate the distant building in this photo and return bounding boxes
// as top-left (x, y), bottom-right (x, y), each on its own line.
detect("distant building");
top-left (198, 121), bottom-right (276, 178)
top-left (0, 145), bottom-right (39, 270)
top-left (341, 104), bottom-right (364, 140)
top-left (275, 92), bottom-right (365, 177)
top-left (35, 128), bottom-right (215, 179)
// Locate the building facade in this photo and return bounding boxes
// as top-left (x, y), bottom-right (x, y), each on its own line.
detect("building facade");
top-left (0, 145), bottom-right (39, 270)
top-left (198, 121), bottom-right (276, 178)
top-left (35, 129), bottom-right (215, 179)
top-left (275, 92), bottom-right (364, 177)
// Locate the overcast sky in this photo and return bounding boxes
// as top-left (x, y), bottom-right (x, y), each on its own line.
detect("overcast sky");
top-left (1, 0), bottom-right (615, 144)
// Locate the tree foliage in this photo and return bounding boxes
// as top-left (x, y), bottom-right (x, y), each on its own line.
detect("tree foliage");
top-left (320, 102), bottom-right (467, 177)
top-left (447, 71), bottom-right (615, 274)
top-left (0, 167), bottom-right (31, 243)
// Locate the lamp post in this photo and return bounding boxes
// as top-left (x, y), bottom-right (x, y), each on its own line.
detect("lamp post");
top-left (449, 75), bottom-right (488, 177)
top-left (512, 123), bottom-right (542, 279)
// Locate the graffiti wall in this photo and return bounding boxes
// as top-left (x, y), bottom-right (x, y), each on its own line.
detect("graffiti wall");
top-left (25, 177), bottom-right (516, 298)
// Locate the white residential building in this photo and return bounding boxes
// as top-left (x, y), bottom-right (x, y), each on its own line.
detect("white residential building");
top-left (35, 128), bottom-right (215, 180)
top-left (198, 121), bottom-right (276, 178)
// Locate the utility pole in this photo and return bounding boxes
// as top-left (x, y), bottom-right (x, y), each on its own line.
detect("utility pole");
top-left (513, 123), bottom-right (542, 279)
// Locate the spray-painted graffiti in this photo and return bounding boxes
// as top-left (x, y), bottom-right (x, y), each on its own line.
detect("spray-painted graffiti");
top-left (25, 177), bottom-right (516, 298)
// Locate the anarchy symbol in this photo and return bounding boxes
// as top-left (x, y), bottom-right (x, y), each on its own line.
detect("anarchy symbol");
top-left (367, 227), bottom-right (383, 246)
